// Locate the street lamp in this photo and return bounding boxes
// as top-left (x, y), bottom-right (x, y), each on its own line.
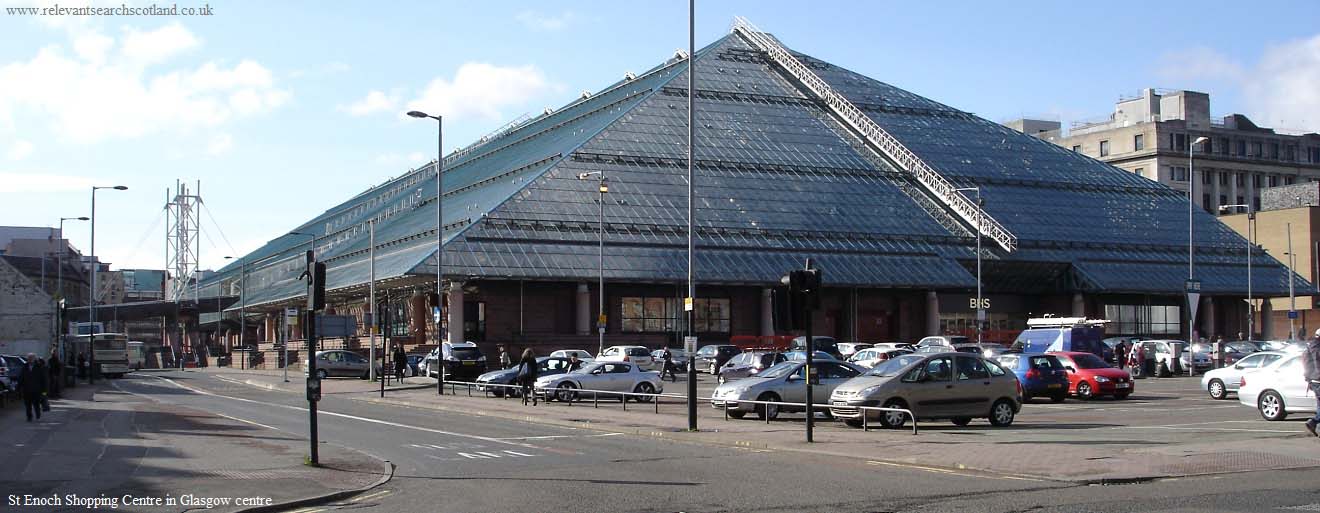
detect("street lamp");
top-left (89, 185), bottom-right (127, 384)
top-left (56, 216), bottom-right (88, 384)
top-left (223, 256), bottom-right (249, 370)
top-left (578, 171), bottom-right (609, 358)
top-left (1188, 136), bottom-right (1209, 346)
top-left (408, 109), bottom-right (445, 396)
top-left (1219, 203), bottom-right (1255, 340)
top-left (956, 187), bottom-right (985, 344)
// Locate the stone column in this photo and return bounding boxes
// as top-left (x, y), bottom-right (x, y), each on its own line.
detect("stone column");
top-left (1200, 296), bottom-right (1217, 340)
top-left (1072, 293), bottom-right (1086, 317)
top-left (410, 292), bottom-right (428, 345)
top-left (447, 281), bottom-right (465, 344)
top-left (925, 290), bottom-right (939, 336)
top-left (760, 287), bottom-right (774, 337)
top-left (576, 283), bottom-right (590, 336)
top-left (1261, 299), bottom-right (1273, 340)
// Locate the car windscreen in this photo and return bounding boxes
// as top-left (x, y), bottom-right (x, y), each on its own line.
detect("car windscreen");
top-left (626, 348), bottom-right (650, 356)
top-left (1029, 355), bottom-right (1062, 369)
top-left (757, 362), bottom-right (800, 378)
top-left (94, 338), bottom-right (126, 351)
top-left (1070, 353), bottom-right (1109, 369)
top-left (865, 354), bottom-right (924, 377)
top-left (450, 347), bottom-right (482, 360)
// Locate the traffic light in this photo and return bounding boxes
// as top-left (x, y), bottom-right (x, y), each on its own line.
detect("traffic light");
top-left (775, 261), bottom-right (823, 331)
top-left (309, 262), bottom-right (326, 311)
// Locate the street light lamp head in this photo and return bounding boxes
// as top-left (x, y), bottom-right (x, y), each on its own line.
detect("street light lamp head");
top-left (77, 216), bottom-right (89, 220)
top-left (407, 110), bottom-right (430, 119)
top-left (113, 185), bottom-right (128, 190)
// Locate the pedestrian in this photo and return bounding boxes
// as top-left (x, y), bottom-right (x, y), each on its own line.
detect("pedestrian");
top-left (567, 354), bottom-right (583, 372)
top-left (47, 350), bottom-right (63, 399)
top-left (393, 346), bottom-right (407, 383)
top-left (76, 353), bottom-right (87, 379)
top-left (1304, 329), bottom-right (1320, 437)
top-left (1237, 332), bottom-right (1247, 342)
top-left (516, 348), bottom-right (538, 406)
top-left (499, 345), bottom-right (512, 370)
top-left (1115, 341), bottom-right (1128, 370)
top-left (17, 353), bottom-right (48, 422)
top-left (660, 346), bottom-right (677, 382)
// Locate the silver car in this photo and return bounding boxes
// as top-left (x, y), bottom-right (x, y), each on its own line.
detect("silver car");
top-left (306, 350), bottom-right (369, 379)
top-left (535, 361), bottom-right (664, 402)
top-left (1201, 350), bottom-right (1287, 399)
top-left (718, 351), bottom-right (787, 383)
top-left (829, 353), bottom-right (1021, 428)
top-left (711, 360), bottom-right (865, 420)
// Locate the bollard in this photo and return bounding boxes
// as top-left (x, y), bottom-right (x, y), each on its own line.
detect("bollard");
top-left (655, 394), bottom-right (659, 414)
top-left (766, 401), bottom-right (771, 425)
top-left (622, 393), bottom-right (627, 411)
top-left (862, 409), bottom-right (868, 432)
top-left (723, 401), bottom-right (728, 421)
top-left (593, 392), bottom-right (598, 409)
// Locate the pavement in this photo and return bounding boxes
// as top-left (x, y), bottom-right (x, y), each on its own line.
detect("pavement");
top-left (200, 365), bottom-right (1320, 483)
top-left (0, 375), bottom-right (391, 513)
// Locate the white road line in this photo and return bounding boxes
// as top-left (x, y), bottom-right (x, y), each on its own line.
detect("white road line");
top-left (113, 377), bottom-right (282, 431)
top-left (146, 374), bottom-right (538, 449)
top-left (491, 432), bottom-right (623, 441)
top-left (865, 460), bottom-right (1043, 482)
top-left (1112, 425), bottom-right (1300, 434)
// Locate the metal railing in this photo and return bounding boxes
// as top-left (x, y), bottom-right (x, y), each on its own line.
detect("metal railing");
top-left (436, 377), bottom-right (919, 435)
top-left (730, 16), bottom-right (1017, 252)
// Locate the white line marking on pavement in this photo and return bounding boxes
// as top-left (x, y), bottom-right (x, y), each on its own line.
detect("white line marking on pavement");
top-left (1112, 425), bottom-right (1300, 434)
top-left (491, 432), bottom-right (623, 441)
top-left (865, 460), bottom-right (1043, 482)
top-left (212, 411), bottom-right (280, 431)
top-left (147, 374), bottom-right (539, 449)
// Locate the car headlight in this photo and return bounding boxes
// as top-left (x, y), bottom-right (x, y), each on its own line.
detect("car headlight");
top-left (1094, 376), bottom-right (1110, 383)
top-left (858, 385), bottom-right (884, 398)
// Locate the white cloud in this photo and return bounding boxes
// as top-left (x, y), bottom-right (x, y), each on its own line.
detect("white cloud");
top-left (120, 23), bottom-right (199, 65)
top-left (405, 62), bottom-right (552, 122)
top-left (0, 171), bottom-right (97, 193)
top-left (340, 90), bottom-right (398, 117)
top-left (1160, 35), bottom-right (1320, 132)
top-left (7, 140), bottom-right (33, 160)
top-left (206, 133), bottom-right (232, 155)
top-left (0, 24), bottom-right (289, 144)
top-left (515, 10), bottom-right (576, 31)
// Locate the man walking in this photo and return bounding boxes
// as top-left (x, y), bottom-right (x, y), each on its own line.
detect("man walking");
top-left (17, 354), bottom-right (48, 422)
top-left (1304, 329), bottom-right (1320, 437)
top-left (499, 345), bottom-right (512, 370)
top-left (47, 350), bottom-right (63, 399)
top-left (393, 346), bottom-right (408, 384)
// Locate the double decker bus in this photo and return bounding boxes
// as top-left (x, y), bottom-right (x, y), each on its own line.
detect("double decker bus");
top-left (66, 332), bottom-right (132, 378)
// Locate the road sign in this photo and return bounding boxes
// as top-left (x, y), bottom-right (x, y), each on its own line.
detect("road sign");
top-left (1185, 279), bottom-right (1202, 292)
top-left (684, 297), bottom-right (694, 312)
top-left (684, 336), bottom-right (697, 354)
top-left (285, 308), bottom-right (298, 326)
top-left (597, 313), bottom-right (607, 325)
top-left (1289, 310), bottom-right (1299, 319)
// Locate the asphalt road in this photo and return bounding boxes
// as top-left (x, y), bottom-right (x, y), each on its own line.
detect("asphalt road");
top-left (118, 371), bottom-right (1320, 513)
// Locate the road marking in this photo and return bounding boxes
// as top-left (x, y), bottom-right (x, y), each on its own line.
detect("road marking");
top-left (146, 375), bottom-right (539, 449)
top-left (285, 508), bottom-right (324, 513)
top-left (1112, 425), bottom-right (1300, 434)
top-left (458, 450), bottom-right (538, 459)
top-left (491, 432), bottom-right (623, 440)
top-left (212, 411), bottom-right (279, 431)
top-left (865, 460), bottom-right (1043, 482)
top-left (348, 490), bottom-right (391, 503)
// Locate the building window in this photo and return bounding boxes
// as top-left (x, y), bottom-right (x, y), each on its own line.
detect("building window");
top-left (1202, 171), bottom-right (1212, 185)
top-left (1270, 142), bottom-right (1280, 159)
top-left (1072, 145), bottom-right (1081, 153)
top-left (1219, 172), bottom-right (1228, 186)
top-left (1236, 140), bottom-right (1247, 156)
top-left (1172, 133), bottom-right (1187, 151)
top-left (1286, 176), bottom-right (1296, 185)
top-left (1203, 137), bottom-right (1213, 154)
top-left (1219, 194), bottom-right (1228, 206)
top-left (621, 296), bottom-right (729, 333)
top-left (1171, 166), bottom-right (1188, 181)
top-left (1218, 137), bottom-right (1230, 155)
top-left (1134, 167), bottom-right (1144, 178)
top-left (1310, 147), bottom-right (1320, 163)
top-left (388, 298), bottom-right (409, 338)
top-left (1269, 175), bottom-right (1280, 187)
top-left (1254, 197), bottom-right (1261, 211)
top-left (1133, 134), bottom-right (1144, 151)
top-left (1099, 140), bottom-right (1110, 157)
top-left (1237, 195), bottom-right (1244, 206)
top-left (1251, 141), bottom-right (1262, 157)
top-left (1104, 304), bottom-right (1182, 336)
top-left (1251, 174), bottom-right (1260, 187)
top-left (1285, 145), bottom-right (1297, 161)
top-left (1202, 194), bottom-right (1211, 209)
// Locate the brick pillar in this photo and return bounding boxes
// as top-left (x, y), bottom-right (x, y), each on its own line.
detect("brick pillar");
top-left (760, 287), bottom-right (774, 337)
top-left (1072, 293), bottom-right (1086, 317)
top-left (576, 283), bottom-right (590, 336)
top-left (448, 281), bottom-right (465, 344)
top-left (410, 292), bottom-right (428, 345)
top-left (1200, 296), bottom-right (1216, 340)
top-left (1261, 300), bottom-right (1273, 340)
top-left (925, 290), bottom-right (939, 336)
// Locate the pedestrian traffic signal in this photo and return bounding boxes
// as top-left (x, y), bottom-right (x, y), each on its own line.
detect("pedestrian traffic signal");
top-left (309, 262), bottom-right (326, 311)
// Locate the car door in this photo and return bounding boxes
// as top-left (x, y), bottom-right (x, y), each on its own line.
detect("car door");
top-left (321, 352), bottom-right (342, 376)
top-left (817, 362), bottom-right (861, 398)
top-left (606, 363), bottom-right (635, 391)
top-left (1225, 352), bottom-right (1271, 386)
top-left (1272, 357), bottom-right (1311, 408)
top-left (902, 356), bottom-right (955, 418)
top-left (951, 356), bottom-right (994, 416)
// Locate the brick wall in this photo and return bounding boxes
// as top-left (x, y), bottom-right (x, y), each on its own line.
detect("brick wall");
top-left (0, 258), bottom-right (55, 353)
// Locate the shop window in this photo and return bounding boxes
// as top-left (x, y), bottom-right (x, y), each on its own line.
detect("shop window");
top-left (1104, 304), bottom-right (1181, 336)
top-left (622, 296), bottom-right (729, 333)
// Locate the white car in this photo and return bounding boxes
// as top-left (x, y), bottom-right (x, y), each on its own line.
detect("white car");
top-left (535, 361), bottom-right (663, 402)
top-left (549, 349), bottom-right (595, 362)
top-left (1201, 350), bottom-right (1287, 400)
top-left (597, 345), bottom-right (654, 370)
top-left (1237, 353), bottom-right (1317, 421)
top-left (836, 343), bottom-right (874, 359)
top-left (848, 347), bottom-right (914, 369)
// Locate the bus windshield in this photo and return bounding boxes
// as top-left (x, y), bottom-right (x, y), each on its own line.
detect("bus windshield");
top-left (92, 335), bottom-right (128, 352)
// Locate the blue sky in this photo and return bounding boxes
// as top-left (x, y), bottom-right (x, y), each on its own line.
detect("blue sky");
top-left (2, 0), bottom-right (1318, 271)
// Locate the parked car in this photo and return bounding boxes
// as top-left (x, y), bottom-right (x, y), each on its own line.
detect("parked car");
top-left (848, 347), bottom-right (913, 368)
top-left (788, 336), bottom-right (842, 359)
top-left (1050, 351), bottom-right (1133, 400)
top-left (1, 354), bottom-right (26, 391)
top-left (306, 350), bottom-right (370, 379)
top-left (1179, 344), bottom-right (1215, 375)
top-left (1238, 353), bottom-right (1317, 421)
top-left (421, 342), bottom-right (488, 381)
top-left (535, 361), bottom-right (663, 402)
top-left (549, 349), bottom-right (595, 362)
top-left (829, 353), bottom-right (1020, 428)
top-left (1202, 350), bottom-right (1288, 400)
top-left (836, 343), bottom-right (874, 359)
top-left (994, 353), bottom-right (1069, 402)
top-left (1221, 341), bottom-right (1263, 366)
top-left (476, 356), bottom-right (575, 397)
top-left (694, 344), bottom-right (741, 374)
top-left (405, 354), bottom-right (424, 376)
top-left (651, 348), bottom-right (689, 368)
top-left (1012, 319), bottom-right (1107, 360)
top-left (1132, 340), bottom-right (1197, 377)
top-left (915, 336), bottom-right (970, 349)
top-left (784, 351), bottom-right (838, 362)
top-left (718, 351), bottom-right (787, 383)
top-left (598, 345), bottom-right (655, 370)
top-left (870, 342), bottom-right (915, 352)
top-left (711, 360), bottom-right (864, 420)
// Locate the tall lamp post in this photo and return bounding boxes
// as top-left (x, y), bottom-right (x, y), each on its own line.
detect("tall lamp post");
top-left (1187, 136), bottom-right (1209, 346)
top-left (56, 216), bottom-right (88, 386)
top-left (1219, 203), bottom-right (1255, 340)
top-left (956, 187), bottom-right (984, 343)
top-left (578, 172), bottom-right (609, 357)
top-left (407, 110), bottom-right (445, 396)
top-left (222, 256), bottom-right (249, 370)
top-left (89, 185), bottom-right (128, 384)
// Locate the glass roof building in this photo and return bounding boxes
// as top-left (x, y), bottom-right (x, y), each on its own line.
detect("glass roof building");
top-left (202, 22), bottom-right (1308, 355)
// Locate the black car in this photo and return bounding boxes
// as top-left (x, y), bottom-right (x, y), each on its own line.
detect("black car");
top-left (694, 344), bottom-right (742, 374)
top-left (789, 336), bottom-right (843, 359)
top-left (475, 356), bottom-right (576, 397)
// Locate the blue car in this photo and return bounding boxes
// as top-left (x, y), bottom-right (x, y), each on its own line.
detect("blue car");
top-left (994, 353), bottom-right (1069, 402)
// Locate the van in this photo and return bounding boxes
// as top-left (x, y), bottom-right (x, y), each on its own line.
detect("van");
top-left (1010, 318), bottom-right (1106, 358)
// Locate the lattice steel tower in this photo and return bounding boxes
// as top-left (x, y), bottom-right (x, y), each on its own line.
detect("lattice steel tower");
top-left (165, 180), bottom-right (202, 301)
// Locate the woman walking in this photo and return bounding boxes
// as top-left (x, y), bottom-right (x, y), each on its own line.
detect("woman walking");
top-left (516, 348), bottom-right (539, 406)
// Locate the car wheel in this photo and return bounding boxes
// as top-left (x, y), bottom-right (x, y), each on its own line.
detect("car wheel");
top-left (728, 410), bottom-right (746, 419)
top-left (1076, 381), bottom-right (1094, 400)
top-left (633, 382), bottom-right (655, 403)
top-left (989, 399), bottom-right (1016, 427)
top-left (843, 418), bottom-right (864, 428)
top-left (1258, 390), bottom-right (1288, 421)
top-left (951, 416), bottom-right (972, 426)
top-left (756, 392), bottom-right (780, 421)
top-left (1050, 393), bottom-right (1067, 403)
top-left (1208, 379), bottom-right (1227, 400)
top-left (709, 362), bottom-right (718, 375)
top-left (556, 382), bottom-right (579, 403)
top-left (718, 375), bottom-right (727, 385)
top-left (878, 399), bottom-right (909, 429)
top-left (316, 369), bottom-right (328, 380)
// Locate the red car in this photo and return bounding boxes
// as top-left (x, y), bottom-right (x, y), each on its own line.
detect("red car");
top-left (1049, 351), bottom-right (1133, 400)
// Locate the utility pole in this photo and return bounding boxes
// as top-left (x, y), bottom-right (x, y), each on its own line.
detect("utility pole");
top-left (685, 0), bottom-right (698, 433)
